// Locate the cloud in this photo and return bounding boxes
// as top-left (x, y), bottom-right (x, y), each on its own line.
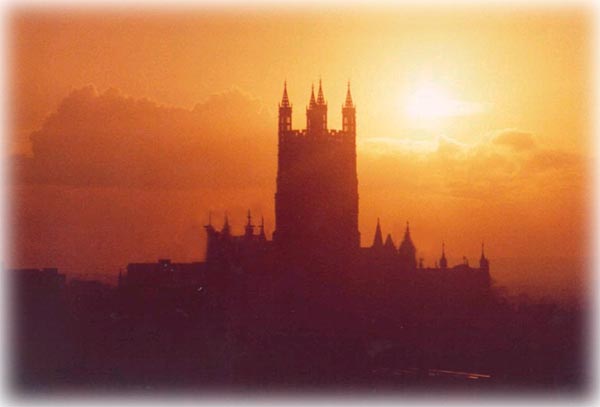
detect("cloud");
top-left (491, 128), bottom-right (537, 151)
top-left (13, 85), bottom-right (276, 189)
top-left (16, 91), bottom-right (585, 204)
top-left (524, 149), bottom-right (581, 173)
top-left (359, 137), bottom-right (439, 155)
top-left (358, 128), bottom-right (585, 203)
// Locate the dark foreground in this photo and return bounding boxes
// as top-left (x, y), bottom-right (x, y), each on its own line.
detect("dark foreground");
top-left (10, 270), bottom-right (588, 396)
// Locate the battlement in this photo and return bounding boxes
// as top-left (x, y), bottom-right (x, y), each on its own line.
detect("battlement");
top-left (279, 129), bottom-right (353, 144)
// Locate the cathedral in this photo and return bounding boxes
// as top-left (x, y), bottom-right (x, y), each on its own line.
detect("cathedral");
top-left (204, 80), bottom-right (490, 278)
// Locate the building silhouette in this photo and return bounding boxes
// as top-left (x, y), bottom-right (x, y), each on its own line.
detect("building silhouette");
top-left (274, 80), bottom-right (359, 260)
top-left (121, 258), bottom-right (205, 288)
top-left (204, 81), bottom-right (490, 278)
top-left (11, 81), bottom-right (588, 393)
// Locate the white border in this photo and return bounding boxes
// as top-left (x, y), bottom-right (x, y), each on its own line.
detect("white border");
top-left (0, 0), bottom-right (597, 405)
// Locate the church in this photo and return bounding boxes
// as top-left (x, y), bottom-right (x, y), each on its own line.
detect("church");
top-left (204, 80), bottom-right (490, 277)
top-left (117, 80), bottom-right (493, 340)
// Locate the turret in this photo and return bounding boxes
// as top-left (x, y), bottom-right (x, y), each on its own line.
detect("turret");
top-left (221, 214), bottom-right (231, 238)
top-left (258, 216), bottom-right (266, 241)
top-left (317, 79), bottom-right (326, 105)
top-left (244, 210), bottom-right (254, 238)
top-left (204, 211), bottom-right (214, 232)
top-left (307, 79), bottom-right (328, 136)
top-left (342, 80), bottom-right (356, 137)
top-left (439, 242), bottom-right (448, 269)
top-left (398, 221), bottom-right (417, 270)
top-left (479, 242), bottom-right (489, 271)
top-left (309, 83), bottom-right (317, 108)
top-left (372, 218), bottom-right (383, 249)
top-left (204, 211), bottom-right (219, 262)
top-left (279, 81), bottom-right (292, 134)
top-left (384, 234), bottom-right (396, 252)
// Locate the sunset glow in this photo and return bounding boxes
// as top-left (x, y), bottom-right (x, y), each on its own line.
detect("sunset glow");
top-left (405, 81), bottom-right (455, 121)
top-left (8, 7), bottom-right (591, 302)
top-left (403, 80), bottom-right (485, 130)
top-left (6, 4), bottom-right (593, 394)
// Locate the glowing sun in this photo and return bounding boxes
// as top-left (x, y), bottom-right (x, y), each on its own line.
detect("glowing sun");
top-left (404, 80), bottom-right (483, 127)
top-left (406, 82), bottom-right (454, 119)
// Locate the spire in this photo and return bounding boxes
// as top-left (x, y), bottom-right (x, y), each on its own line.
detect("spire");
top-left (372, 218), bottom-right (383, 248)
top-left (384, 233), bottom-right (395, 251)
top-left (309, 83), bottom-right (317, 108)
top-left (479, 241), bottom-right (490, 270)
top-left (399, 221), bottom-right (416, 253)
top-left (317, 78), bottom-right (325, 105)
top-left (439, 241), bottom-right (447, 269)
top-left (280, 80), bottom-right (290, 108)
top-left (259, 216), bottom-right (266, 240)
top-left (245, 210), bottom-right (254, 237)
top-left (344, 80), bottom-right (354, 108)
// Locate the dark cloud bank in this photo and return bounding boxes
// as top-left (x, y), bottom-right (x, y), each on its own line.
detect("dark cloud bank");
top-left (12, 85), bottom-right (586, 198)
top-left (13, 85), bottom-right (276, 190)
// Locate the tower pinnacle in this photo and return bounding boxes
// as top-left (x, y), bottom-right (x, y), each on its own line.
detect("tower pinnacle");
top-left (384, 233), bottom-right (396, 251)
top-left (317, 78), bottom-right (325, 105)
top-left (309, 83), bottom-right (317, 108)
top-left (344, 80), bottom-right (354, 108)
top-left (372, 217), bottom-right (383, 248)
top-left (280, 80), bottom-right (290, 108)
top-left (479, 241), bottom-right (490, 271)
top-left (245, 210), bottom-right (254, 237)
top-left (258, 216), bottom-right (266, 240)
top-left (440, 241), bottom-right (448, 269)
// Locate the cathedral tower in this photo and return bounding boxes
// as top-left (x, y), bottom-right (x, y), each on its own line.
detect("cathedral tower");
top-left (274, 80), bottom-right (360, 261)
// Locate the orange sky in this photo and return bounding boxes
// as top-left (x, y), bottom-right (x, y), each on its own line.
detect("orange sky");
top-left (8, 6), bottom-right (593, 300)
